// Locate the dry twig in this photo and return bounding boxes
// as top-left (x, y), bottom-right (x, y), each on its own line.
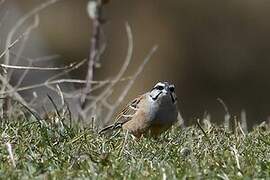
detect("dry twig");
top-left (8, 14), bottom-right (40, 81)
top-left (81, 0), bottom-right (108, 106)
top-left (103, 45), bottom-right (158, 124)
top-left (3, 0), bottom-right (61, 65)
top-left (0, 0), bottom-right (62, 115)
top-left (82, 23), bottom-right (134, 118)
top-left (0, 62), bottom-right (79, 71)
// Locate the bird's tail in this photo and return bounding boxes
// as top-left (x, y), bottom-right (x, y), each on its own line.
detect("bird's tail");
top-left (98, 123), bottom-right (122, 134)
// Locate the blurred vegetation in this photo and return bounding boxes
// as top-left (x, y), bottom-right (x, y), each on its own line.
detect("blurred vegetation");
top-left (2, 0), bottom-right (270, 125)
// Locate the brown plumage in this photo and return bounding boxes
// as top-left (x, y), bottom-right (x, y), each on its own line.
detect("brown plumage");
top-left (99, 82), bottom-right (179, 138)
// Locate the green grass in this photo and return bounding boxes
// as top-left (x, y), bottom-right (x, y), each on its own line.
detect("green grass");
top-left (0, 110), bottom-right (269, 179)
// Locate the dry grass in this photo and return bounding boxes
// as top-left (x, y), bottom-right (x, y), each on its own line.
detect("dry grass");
top-left (0, 106), bottom-right (269, 179)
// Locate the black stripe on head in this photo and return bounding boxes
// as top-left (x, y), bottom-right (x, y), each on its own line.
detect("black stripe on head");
top-left (150, 82), bottom-right (165, 100)
top-left (150, 90), bottom-right (162, 100)
top-left (170, 92), bottom-right (177, 104)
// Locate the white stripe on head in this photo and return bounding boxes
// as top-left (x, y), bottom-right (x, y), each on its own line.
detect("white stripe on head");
top-left (154, 82), bottom-right (165, 88)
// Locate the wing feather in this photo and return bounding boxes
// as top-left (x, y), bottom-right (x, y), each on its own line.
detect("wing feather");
top-left (114, 95), bottom-right (143, 125)
top-left (99, 94), bottom-right (144, 134)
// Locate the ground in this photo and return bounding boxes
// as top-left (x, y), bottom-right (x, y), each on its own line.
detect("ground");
top-left (0, 111), bottom-right (269, 179)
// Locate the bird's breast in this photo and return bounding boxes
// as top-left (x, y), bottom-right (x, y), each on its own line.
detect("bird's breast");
top-left (152, 105), bottom-right (178, 125)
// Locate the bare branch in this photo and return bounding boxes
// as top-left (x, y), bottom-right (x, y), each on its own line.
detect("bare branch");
top-left (45, 59), bottom-right (87, 83)
top-left (0, 14), bottom-right (40, 108)
top-left (0, 32), bottom-right (27, 60)
top-left (0, 77), bottom-right (132, 95)
top-left (0, 75), bottom-right (27, 104)
top-left (7, 15), bottom-right (40, 89)
top-left (103, 45), bottom-right (158, 124)
top-left (45, 76), bottom-right (131, 101)
top-left (83, 23), bottom-right (134, 116)
top-left (9, 52), bottom-right (61, 63)
top-left (0, 61), bottom-right (80, 71)
top-left (8, 14), bottom-right (40, 80)
top-left (0, 0), bottom-right (62, 113)
top-left (4, 0), bottom-right (61, 65)
top-left (14, 60), bottom-right (33, 89)
top-left (81, 0), bottom-right (107, 105)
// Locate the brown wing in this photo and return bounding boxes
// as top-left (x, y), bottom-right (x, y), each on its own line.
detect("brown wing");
top-left (113, 94), bottom-right (144, 126)
top-left (99, 94), bottom-right (146, 134)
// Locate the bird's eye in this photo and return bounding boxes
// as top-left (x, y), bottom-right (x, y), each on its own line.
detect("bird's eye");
top-left (169, 86), bottom-right (175, 92)
top-left (156, 85), bottom-right (164, 90)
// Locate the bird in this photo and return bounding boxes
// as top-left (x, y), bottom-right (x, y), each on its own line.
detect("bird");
top-left (99, 81), bottom-right (179, 138)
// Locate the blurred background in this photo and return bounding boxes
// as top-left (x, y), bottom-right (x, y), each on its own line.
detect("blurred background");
top-left (2, 0), bottom-right (270, 127)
